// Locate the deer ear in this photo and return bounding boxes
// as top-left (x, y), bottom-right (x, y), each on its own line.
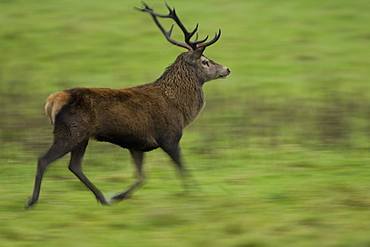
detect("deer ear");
top-left (187, 46), bottom-right (206, 63)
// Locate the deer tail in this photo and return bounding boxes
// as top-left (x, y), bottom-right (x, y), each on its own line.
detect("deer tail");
top-left (44, 91), bottom-right (70, 125)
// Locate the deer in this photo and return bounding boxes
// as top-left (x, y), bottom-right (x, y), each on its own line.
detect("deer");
top-left (25, 2), bottom-right (230, 209)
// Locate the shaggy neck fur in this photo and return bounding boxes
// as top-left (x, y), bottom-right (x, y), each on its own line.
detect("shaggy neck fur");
top-left (156, 51), bottom-right (205, 86)
top-left (155, 51), bottom-right (205, 126)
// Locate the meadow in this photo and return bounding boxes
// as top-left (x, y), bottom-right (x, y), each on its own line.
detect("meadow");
top-left (0, 0), bottom-right (369, 246)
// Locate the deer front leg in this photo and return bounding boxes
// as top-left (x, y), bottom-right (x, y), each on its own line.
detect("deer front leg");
top-left (162, 143), bottom-right (199, 191)
top-left (111, 149), bottom-right (145, 202)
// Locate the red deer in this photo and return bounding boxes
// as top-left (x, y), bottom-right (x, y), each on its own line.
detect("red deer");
top-left (25, 2), bottom-right (230, 208)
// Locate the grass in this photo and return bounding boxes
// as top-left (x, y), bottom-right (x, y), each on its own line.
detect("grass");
top-left (1, 0), bottom-right (370, 246)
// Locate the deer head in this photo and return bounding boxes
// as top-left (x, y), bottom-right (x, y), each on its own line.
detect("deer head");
top-left (137, 2), bottom-right (230, 83)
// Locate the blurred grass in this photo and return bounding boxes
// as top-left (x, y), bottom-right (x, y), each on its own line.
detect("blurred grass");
top-left (1, 0), bottom-right (370, 246)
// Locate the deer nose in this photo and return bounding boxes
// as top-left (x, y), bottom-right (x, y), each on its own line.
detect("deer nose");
top-left (227, 68), bottom-right (231, 74)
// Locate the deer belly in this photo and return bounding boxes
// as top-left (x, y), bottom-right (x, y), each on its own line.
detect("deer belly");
top-left (94, 133), bottom-right (159, 151)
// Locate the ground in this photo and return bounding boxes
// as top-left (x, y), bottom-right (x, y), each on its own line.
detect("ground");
top-left (0, 0), bottom-right (369, 246)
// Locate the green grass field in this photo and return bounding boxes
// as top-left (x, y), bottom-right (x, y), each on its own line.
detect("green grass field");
top-left (1, 0), bottom-right (369, 246)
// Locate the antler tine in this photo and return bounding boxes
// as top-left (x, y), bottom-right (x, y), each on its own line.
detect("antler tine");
top-left (197, 29), bottom-right (221, 48)
top-left (167, 23), bottom-right (175, 36)
top-left (193, 35), bottom-right (209, 46)
top-left (194, 33), bottom-right (198, 42)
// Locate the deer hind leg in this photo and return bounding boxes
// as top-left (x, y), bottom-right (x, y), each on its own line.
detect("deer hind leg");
top-left (68, 139), bottom-right (110, 206)
top-left (25, 138), bottom-right (75, 209)
top-left (111, 149), bottom-right (145, 202)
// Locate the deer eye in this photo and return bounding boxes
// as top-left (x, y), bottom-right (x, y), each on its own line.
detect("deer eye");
top-left (202, 60), bottom-right (209, 66)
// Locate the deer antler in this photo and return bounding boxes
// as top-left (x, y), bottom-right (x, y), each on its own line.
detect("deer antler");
top-left (136, 2), bottom-right (221, 51)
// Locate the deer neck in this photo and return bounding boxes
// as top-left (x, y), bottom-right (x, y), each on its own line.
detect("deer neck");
top-left (158, 69), bottom-right (205, 126)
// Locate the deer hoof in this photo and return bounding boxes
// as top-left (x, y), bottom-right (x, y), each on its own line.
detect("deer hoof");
top-left (25, 199), bottom-right (37, 210)
top-left (101, 200), bottom-right (112, 206)
top-left (96, 196), bottom-right (111, 206)
top-left (110, 192), bottom-right (131, 203)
